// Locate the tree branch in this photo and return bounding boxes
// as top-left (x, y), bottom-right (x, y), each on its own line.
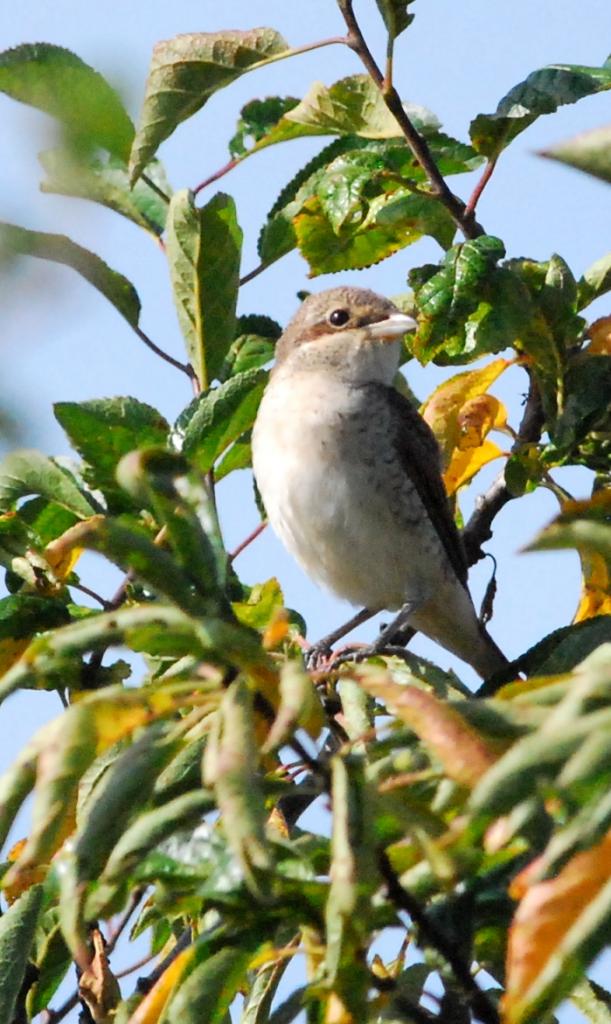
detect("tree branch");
top-left (135, 929), bottom-right (192, 995)
top-left (239, 262), bottom-right (268, 287)
top-left (140, 173), bottom-right (171, 204)
top-left (378, 850), bottom-right (500, 1024)
top-left (462, 371), bottom-right (545, 565)
top-left (337, 0), bottom-right (483, 240)
top-left (132, 324), bottom-right (195, 381)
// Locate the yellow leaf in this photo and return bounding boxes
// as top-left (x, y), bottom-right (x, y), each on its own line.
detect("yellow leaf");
top-left (44, 516), bottom-right (105, 580)
top-left (267, 805), bottom-right (290, 839)
top-left (587, 315), bottom-right (611, 354)
top-left (128, 944), bottom-right (194, 1024)
top-left (456, 394), bottom-right (507, 450)
top-left (263, 608), bottom-right (290, 649)
top-left (3, 839), bottom-right (47, 904)
top-left (0, 637), bottom-right (29, 675)
top-left (443, 439), bottom-right (504, 496)
top-left (357, 673), bottom-right (499, 788)
top-left (573, 551), bottom-right (611, 622)
top-left (503, 830), bottom-right (611, 1024)
top-left (421, 358), bottom-right (511, 466)
top-left (325, 992), bottom-right (353, 1024)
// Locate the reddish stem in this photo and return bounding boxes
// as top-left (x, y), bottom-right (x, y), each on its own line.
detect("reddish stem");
top-left (230, 520), bottom-right (268, 562)
top-left (465, 157), bottom-right (498, 220)
top-left (193, 156), bottom-right (240, 197)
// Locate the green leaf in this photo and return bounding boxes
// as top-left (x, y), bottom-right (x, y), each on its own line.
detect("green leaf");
top-left (324, 756), bottom-right (375, 1015)
top-left (512, 618), bottom-right (611, 679)
top-left (166, 190), bottom-right (242, 388)
top-left (181, 368), bottom-right (267, 473)
top-left (229, 95), bottom-right (300, 157)
top-left (375, 0), bottom-right (416, 38)
top-left (281, 75), bottom-right (406, 139)
top-left (233, 578), bottom-right (284, 632)
top-left (242, 955), bottom-right (293, 1024)
top-left (0, 222), bottom-right (141, 327)
top-left (222, 335), bottom-right (276, 378)
top-left (77, 516), bottom-right (212, 617)
top-left (0, 885), bottom-right (44, 1023)
top-left (552, 355), bottom-right (611, 449)
top-left (54, 397), bottom-right (170, 510)
top-left (470, 58), bottom-right (611, 159)
top-left (40, 148), bottom-right (170, 238)
top-left (160, 945), bottom-right (255, 1024)
top-left (0, 43), bottom-right (133, 159)
top-left (214, 435), bottom-right (253, 480)
top-left (102, 790), bottom-right (214, 883)
top-left (0, 604), bottom-right (203, 705)
top-left (409, 235), bottom-right (507, 362)
top-left (74, 729), bottom-right (179, 884)
top-left (541, 124), bottom-right (611, 185)
top-left (258, 135), bottom-right (480, 271)
top-left (129, 28), bottom-right (290, 182)
top-left (577, 252), bottom-right (611, 309)
top-left (0, 450), bottom-right (96, 518)
top-left (26, 918), bottom-right (72, 1017)
top-left (116, 448), bottom-right (229, 604)
top-left (0, 594), bottom-right (70, 643)
top-left (203, 678), bottom-right (272, 893)
top-left (17, 498), bottom-right (79, 547)
top-left (294, 189), bottom-right (455, 276)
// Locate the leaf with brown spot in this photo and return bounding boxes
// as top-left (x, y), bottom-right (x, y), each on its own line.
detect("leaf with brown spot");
top-left (503, 830), bottom-right (611, 1024)
top-left (357, 674), bottom-right (499, 787)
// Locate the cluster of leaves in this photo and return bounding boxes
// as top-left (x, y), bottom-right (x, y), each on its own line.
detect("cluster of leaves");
top-left (0, 8), bottom-right (610, 1024)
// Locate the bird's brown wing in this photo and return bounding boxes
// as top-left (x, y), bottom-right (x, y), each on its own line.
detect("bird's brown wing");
top-left (382, 384), bottom-right (469, 588)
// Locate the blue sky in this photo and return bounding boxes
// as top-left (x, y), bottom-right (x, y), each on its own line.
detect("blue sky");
top-left (0, 0), bottom-right (609, 1018)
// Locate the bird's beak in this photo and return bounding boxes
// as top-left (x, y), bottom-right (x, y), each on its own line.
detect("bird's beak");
top-left (366, 312), bottom-right (418, 342)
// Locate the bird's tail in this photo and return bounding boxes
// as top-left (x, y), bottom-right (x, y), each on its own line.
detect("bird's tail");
top-left (471, 624), bottom-right (511, 682)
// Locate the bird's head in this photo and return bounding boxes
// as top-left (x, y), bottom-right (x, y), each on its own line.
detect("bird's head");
top-left (273, 286), bottom-right (417, 385)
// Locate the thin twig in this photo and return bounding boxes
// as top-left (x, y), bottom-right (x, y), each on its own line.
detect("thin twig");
top-left (239, 263), bottom-right (268, 287)
top-left (193, 156), bottom-right (241, 196)
top-left (229, 520), bottom-right (268, 561)
top-left (465, 157), bottom-right (499, 220)
top-left (384, 25), bottom-right (395, 93)
top-left (141, 172), bottom-right (171, 204)
top-left (462, 371), bottom-right (544, 565)
top-left (69, 582), bottom-right (111, 608)
top-left (132, 324), bottom-right (195, 380)
top-left (42, 990), bottom-right (80, 1024)
top-left (82, 570), bottom-right (134, 686)
top-left (192, 32), bottom-right (346, 198)
top-left (115, 950), bottom-right (158, 980)
top-left (337, 0), bottom-right (483, 240)
top-left (136, 929), bottom-right (192, 995)
top-left (378, 850), bottom-right (500, 1024)
top-left (106, 888), bottom-right (145, 953)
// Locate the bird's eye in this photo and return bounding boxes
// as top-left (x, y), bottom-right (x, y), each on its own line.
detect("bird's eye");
top-left (328, 308), bottom-right (350, 327)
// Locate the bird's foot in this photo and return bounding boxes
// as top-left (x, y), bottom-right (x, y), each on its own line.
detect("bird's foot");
top-left (305, 641), bottom-right (369, 672)
top-left (304, 608), bottom-right (376, 671)
top-left (305, 641), bottom-right (334, 671)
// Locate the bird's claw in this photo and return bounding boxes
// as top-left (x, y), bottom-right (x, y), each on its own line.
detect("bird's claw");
top-left (305, 641), bottom-right (370, 672)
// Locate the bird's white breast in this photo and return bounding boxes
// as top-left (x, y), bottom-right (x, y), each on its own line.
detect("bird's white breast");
top-left (252, 369), bottom-right (447, 611)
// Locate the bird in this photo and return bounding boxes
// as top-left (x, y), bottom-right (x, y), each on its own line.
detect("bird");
top-left (252, 286), bottom-right (508, 679)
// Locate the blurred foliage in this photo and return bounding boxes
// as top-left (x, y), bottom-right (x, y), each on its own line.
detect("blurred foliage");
top-left (0, 10), bottom-right (610, 1024)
